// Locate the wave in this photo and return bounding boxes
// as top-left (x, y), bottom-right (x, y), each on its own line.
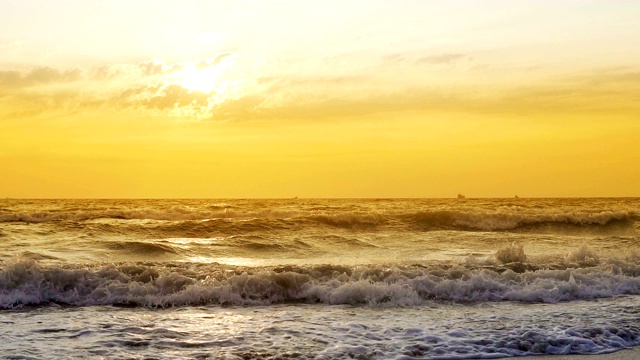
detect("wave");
top-left (306, 213), bottom-right (387, 228)
top-left (221, 236), bottom-right (288, 252)
top-left (15, 251), bottom-right (61, 261)
top-left (319, 327), bottom-right (640, 359)
top-left (2, 207), bottom-right (636, 234)
top-left (1, 259), bottom-right (639, 309)
top-left (0, 208), bottom-right (244, 223)
top-left (304, 208), bottom-right (638, 233)
top-left (407, 209), bottom-right (639, 232)
top-left (77, 219), bottom-right (292, 241)
top-left (142, 218), bottom-right (291, 237)
top-left (495, 242), bottom-right (527, 264)
top-left (103, 241), bottom-right (181, 256)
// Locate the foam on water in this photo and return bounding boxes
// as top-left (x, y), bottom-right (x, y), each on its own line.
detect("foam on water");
top-left (2, 298), bottom-right (639, 359)
top-left (1, 256), bottom-right (639, 309)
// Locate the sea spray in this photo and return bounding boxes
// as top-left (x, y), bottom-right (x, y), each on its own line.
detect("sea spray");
top-left (495, 242), bottom-right (527, 264)
top-left (567, 244), bottom-right (600, 266)
top-left (2, 257), bottom-right (640, 308)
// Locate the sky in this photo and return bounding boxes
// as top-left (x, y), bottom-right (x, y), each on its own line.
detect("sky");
top-left (1, 0), bottom-right (639, 198)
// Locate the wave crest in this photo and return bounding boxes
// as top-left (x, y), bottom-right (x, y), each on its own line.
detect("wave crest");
top-left (307, 213), bottom-right (386, 228)
top-left (1, 259), bottom-right (639, 309)
top-left (409, 209), bottom-right (637, 231)
top-left (104, 241), bottom-right (180, 256)
top-left (3, 208), bottom-right (635, 236)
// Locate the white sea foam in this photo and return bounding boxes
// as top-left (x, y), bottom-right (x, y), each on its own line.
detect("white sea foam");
top-left (495, 242), bottom-right (527, 264)
top-left (1, 259), bottom-right (639, 309)
top-left (567, 243), bottom-right (600, 265)
top-left (4, 297), bottom-right (638, 359)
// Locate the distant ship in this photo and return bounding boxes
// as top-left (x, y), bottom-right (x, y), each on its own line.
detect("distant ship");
top-left (457, 194), bottom-right (465, 199)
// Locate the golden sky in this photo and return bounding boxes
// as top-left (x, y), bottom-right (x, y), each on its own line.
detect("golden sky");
top-left (1, 0), bottom-right (639, 198)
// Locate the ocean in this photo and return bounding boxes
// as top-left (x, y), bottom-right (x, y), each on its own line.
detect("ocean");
top-left (1, 198), bottom-right (639, 359)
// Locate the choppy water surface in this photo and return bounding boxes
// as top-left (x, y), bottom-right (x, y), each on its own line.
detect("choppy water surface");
top-left (1, 198), bottom-right (639, 358)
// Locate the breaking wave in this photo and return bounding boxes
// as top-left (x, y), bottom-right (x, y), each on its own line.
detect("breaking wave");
top-left (495, 242), bottom-right (527, 264)
top-left (307, 213), bottom-right (387, 228)
top-left (2, 208), bottom-right (637, 235)
top-left (0, 208), bottom-right (255, 223)
top-left (2, 258), bottom-right (639, 309)
top-left (407, 209), bottom-right (638, 232)
top-left (103, 241), bottom-right (181, 256)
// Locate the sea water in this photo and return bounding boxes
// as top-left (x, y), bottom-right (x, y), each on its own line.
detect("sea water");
top-left (1, 198), bottom-right (639, 359)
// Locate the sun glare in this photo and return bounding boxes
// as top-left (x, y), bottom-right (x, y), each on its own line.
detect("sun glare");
top-left (174, 65), bottom-right (222, 94)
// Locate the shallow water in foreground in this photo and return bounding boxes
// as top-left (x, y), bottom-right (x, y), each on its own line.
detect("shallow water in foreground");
top-left (3, 296), bottom-right (639, 359)
top-left (1, 198), bottom-right (639, 358)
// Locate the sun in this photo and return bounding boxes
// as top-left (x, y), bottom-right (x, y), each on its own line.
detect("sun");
top-left (174, 65), bottom-right (222, 94)
top-left (148, 55), bottom-right (240, 119)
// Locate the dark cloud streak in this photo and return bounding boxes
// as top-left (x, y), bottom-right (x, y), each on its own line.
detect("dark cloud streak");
top-left (0, 67), bottom-right (81, 88)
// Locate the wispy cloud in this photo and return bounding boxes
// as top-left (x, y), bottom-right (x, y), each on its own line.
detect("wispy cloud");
top-left (207, 68), bottom-right (640, 122)
top-left (0, 67), bottom-right (82, 88)
top-left (384, 53), bottom-right (471, 66)
top-left (416, 53), bottom-right (469, 65)
top-left (196, 53), bottom-right (235, 70)
top-left (93, 54), bottom-right (237, 81)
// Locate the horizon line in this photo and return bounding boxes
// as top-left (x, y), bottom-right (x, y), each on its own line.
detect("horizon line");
top-left (2, 196), bottom-right (639, 200)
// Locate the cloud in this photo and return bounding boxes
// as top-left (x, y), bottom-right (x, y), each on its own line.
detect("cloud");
top-left (207, 68), bottom-right (640, 122)
top-left (108, 83), bottom-right (215, 118)
top-left (93, 53), bottom-right (235, 80)
top-left (0, 63), bottom-right (217, 119)
top-left (0, 67), bottom-right (82, 88)
top-left (2, 61), bottom-right (638, 123)
top-left (93, 59), bottom-right (169, 80)
top-left (382, 52), bottom-right (471, 67)
top-left (196, 52), bottom-right (235, 70)
top-left (1, 81), bottom-right (216, 120)
top-left (416, 53), bottom-right (468, 65)
top-left (137, 59), bottom-right (166, 76)
top-left (208, 92), bottom-right (456, 123)
top-left (255, 75), bottom-right (367, 100)
top-left (0, 55), bottom-right (241, 119)
top-left (382, 54), bottom-right (406, 63)
top-left (210, 95), bottom-right (265, 122)
top-left (141, 84), bottom-right (211, 110)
